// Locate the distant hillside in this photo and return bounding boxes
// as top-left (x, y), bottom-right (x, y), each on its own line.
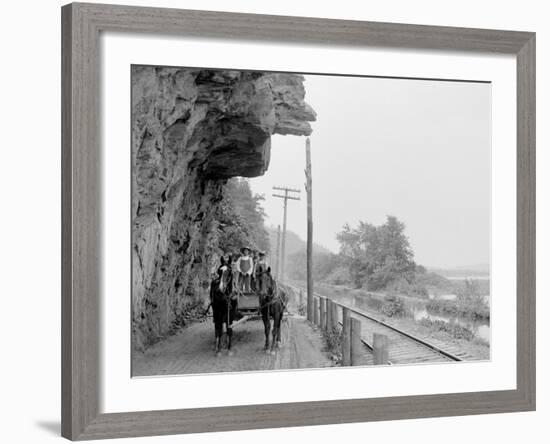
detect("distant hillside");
top-left (428, 264), bottom-right (490, 278)
top-left (266, 225), bottom-right (330, 261)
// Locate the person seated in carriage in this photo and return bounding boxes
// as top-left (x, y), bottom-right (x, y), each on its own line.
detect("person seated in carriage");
top-left (235, 246), bottom-right (254, 293)
top-left (250, 250), bottom-right (259, 291)
top-left (254, 251), bottom-right (269, 294)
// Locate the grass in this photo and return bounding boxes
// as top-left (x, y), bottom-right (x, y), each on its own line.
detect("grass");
top-left (322, 327), bottom-right (343, 365)
top-left (419, 318), bottom-right (474, 341)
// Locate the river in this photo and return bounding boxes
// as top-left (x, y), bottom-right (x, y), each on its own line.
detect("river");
top-left (316, 283), bottom-right (491, 344)
top-left (410, 304), bottom-right (490, 343)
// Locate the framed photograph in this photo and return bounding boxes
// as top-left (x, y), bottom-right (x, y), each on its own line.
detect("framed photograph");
top-left (61, 2), bottom-right (535, 440)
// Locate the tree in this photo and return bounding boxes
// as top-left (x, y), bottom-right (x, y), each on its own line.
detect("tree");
top-left (336, 216), bottom-right (416, 290)
top-left (336, 223), bottom-right (373, 287)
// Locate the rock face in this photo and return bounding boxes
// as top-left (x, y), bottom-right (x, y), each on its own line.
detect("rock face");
top-left (132, 67), bottom-right (315, 349)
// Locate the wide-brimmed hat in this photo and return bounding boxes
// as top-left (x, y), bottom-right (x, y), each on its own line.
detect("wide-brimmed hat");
top-left (258, 251), bottom-right (266, 256)
top-left (240, 246), bottom-right (251, 254)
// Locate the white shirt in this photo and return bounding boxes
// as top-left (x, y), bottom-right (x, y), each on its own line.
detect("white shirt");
top-left (236, 255), bottom-right (254, 275)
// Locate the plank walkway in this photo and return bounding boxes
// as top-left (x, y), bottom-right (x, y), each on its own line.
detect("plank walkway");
top-left (132, 314), bottom-right (335, 377)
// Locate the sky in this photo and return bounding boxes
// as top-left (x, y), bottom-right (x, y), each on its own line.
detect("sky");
top-left (249, 74), bottom-right (491, 269)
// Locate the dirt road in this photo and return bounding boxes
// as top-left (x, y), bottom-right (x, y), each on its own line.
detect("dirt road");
top-left (133, 314), bottom-right (335, 376)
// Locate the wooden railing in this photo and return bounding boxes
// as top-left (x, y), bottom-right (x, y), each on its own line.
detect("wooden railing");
top-left (292, 286), bottom-right (390, 366)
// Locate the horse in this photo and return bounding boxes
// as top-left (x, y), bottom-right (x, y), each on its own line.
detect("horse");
top-left (210, 257), bottom-right (238, 356)
top-left (257, 267), bottom-right (287, 354)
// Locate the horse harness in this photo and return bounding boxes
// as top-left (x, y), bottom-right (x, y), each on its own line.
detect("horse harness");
top-left (259, 289), bottom-right (286, 313)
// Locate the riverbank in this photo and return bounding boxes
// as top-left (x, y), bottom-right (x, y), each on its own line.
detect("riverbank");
top-left (306, 282), bottom-right (490, 361)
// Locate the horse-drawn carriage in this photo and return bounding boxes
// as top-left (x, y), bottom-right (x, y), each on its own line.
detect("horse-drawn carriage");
top-left (236, 291), bottom-right (262, 314)
top-left (210, 258), bottom-right (287, 355)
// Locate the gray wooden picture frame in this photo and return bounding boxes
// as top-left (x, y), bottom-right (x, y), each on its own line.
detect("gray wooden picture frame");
top-left (61, 2), bottom-right (536, 440)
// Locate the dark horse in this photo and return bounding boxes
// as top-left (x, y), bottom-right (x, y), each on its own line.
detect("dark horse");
top-left (210, 258), bottom-right (238, 355)
top-left (257, 267), bottom-right (287, 354)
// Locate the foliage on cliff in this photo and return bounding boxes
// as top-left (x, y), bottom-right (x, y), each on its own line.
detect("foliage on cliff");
top-left (214, 178), bottom-right (270, 257)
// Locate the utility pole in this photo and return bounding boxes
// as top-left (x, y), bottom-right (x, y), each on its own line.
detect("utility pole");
top-left (275, 225), bottom-right (281, 280)
top-left (272, 186), bottom-right (300, 282)
top-left (305, 138), bottom-right (314, 322)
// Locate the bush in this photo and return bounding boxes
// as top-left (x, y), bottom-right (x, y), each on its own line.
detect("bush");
top-left (325, 266), bottom-right (352, 285)
top-left (367, 260), bottom-right (417, 292)
top-left (426, 299), bottom-right (489, 321)
top-left (426, 299), bottom-right (457, 315)
top-left (426, 279), bottom-right (489, 320)
top-left (170, 299), bottom-right (207, 332)
top-left (381, 295), bottom-right (405, 317)
top-left (414, 272), bottom-right (454, 296)
top-left (410, 283), bottom-right (429, 298)
top-left (456, 280), bottom-right (488, 312)
top-left (322, 328), bottom-right (343, 365)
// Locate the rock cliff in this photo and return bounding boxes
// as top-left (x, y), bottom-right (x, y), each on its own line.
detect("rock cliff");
top-left (132, 66), bottom-right (315, 349)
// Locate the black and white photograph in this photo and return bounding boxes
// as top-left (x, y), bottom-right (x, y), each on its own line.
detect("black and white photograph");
top-left (131, 65), bottom-right (491, 376)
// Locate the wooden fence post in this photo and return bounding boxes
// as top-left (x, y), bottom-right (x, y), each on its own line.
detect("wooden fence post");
top-left (319, 297), bottom-right (327, 331)
top-left (373, 333), bottom-right (389, 365)
top-left (342, 307), bottom-right (351, 366)
top-left (350, 317), bottom-right (362, 366)
top-left (313, 298), bottom-right (319, 326)
top-left (326, 300), bottom-right (332, 331)
top-left (331, 302), bottom-right (339, 331)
